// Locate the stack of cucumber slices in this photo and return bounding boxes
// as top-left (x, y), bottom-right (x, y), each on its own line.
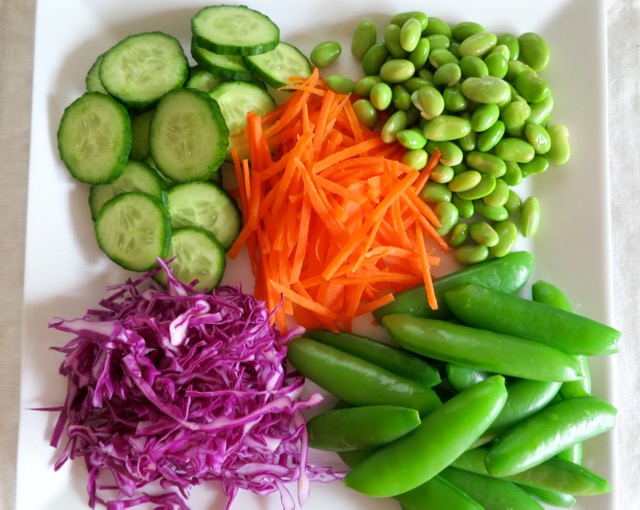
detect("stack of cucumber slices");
top-left (56, 5), bottom-right (312, 292)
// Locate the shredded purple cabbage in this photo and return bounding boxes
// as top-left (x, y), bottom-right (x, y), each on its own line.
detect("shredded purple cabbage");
top-left (47, 260), bottom-right (343, 510)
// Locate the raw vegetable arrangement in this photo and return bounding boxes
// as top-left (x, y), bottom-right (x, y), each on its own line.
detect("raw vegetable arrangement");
top-left (46, 3), bottom-right (619, 510)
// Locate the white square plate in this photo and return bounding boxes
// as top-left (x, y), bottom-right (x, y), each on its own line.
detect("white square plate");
top-left (18, 0), bottom-right (616, 509)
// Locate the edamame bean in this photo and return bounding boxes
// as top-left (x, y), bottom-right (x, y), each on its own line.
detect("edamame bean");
top-left (494, 138), bottom-right (536, 163)
top-left (497, 33), bottom-right (520, 61)
top-left (449, 222), bottom-right (469, 247)
top-left (412, 86), bottom-right (445, 119)
top-left (430, 163), bottom-right (455, 183)
top-left (457, 127), bottom-right (476, 151)
top-left (501, 101), bottom-right (531, 137)
top-left (504, 189), bottom-right (522, 216)
top-left (409, 38), bottom-right (431, 69)
top-left (476, 120), bottom-right (506, 152)
top-left (504, 60), bottom-right (533, 83)
top-left (502, 161), bottom-right (523, 187)
top-left (528, 96), bottom-right (554, 124)
top-left (352, 98), bottom-right (378, 129)
top-left (397, 128), bottom-right (427, 149)
top-left (515, 69), bottom-right (551, 103)
top-left (325, 75), bottom-right (355, 94)
top-left (380, 59), bottom-right (416, 83)
top-left (474, 200), bottom-right (509, 222)
top-left (452, 21), bottom-right (486, 42)
top-left (518, 32), bottom-right (551, 72)
top-left (402, 148), bottom-right (429, 170)
top-left (351, 20), bottom-right (378, 59)
top-left (391, 11), bottom-right (429, 31)
top-left (453, 194), bottom-right (475, 218)
top-left (401, 18), bottom-right (423, 52)
top-left (471, 103), bottom-right (500, 132)
top-left (484, 51), bottom-right (508, 79)
top-left (520, 155), bottom-right (550, 177)
top-left (483, 178), bottom-right (509, 207)
top-left (444, 83), bottom-right (469, 112)
top-left (403, 76), bottom-right (432, 93)
top-left (420, 181), bottom-right (452, 203)
top-left (459, 55), bottom-right (489, 78)
top-left (490, 220), bottom-right (518, 257)
top-left (520, 196), bottom-right (541, 237)
top-left (310, 41), bottom-right (342, 67)
top-left (427, 34), bottom-right (451, 51)
top-left (354, 75), bottom-right (382, 97)
top-left (524, 122), bottom-right (552, 154)
top-left (457, 173), bottom-right (497, 200)
top-left (449, 170), bottom-right (482, 192)
top-left (429, 48), bottom-right (459, 68)
top-left (362, 43), bottom-right (390, 75)
top-left (467, 151), bottom-right (507, 177)
top-left (433, 63), bottom-right (462, 87)
top-left (385, 24), bottom-right (408, 59)
top-left (435, 201), bottom-right (459, 236)
top-left (418, 68), bottom-right (434, 82)
top-left (458, 32), bottom-right (497, 58)
top-left (546, 124), bottom-right (571, 164)
top-left (423, 16), bottom-right (452, 38)
top-left (470, 221), bottom-right (499, 247)
top-left (381, 110), bottom-right (408, 143)
top-left (454, 244), bottom-right (490, 265)
top-left (423, 115), bottom-right (472, 141)
top-left (370, 82), bottom-right (393, 110)
top-left (490, 43), bottom-right (511, 60)
top-left (393, 84), bottom-right (413, 111)
top-left (427, 140), bottom-right (464, 166)
top-left (461, 76), bottom-right (511, 104)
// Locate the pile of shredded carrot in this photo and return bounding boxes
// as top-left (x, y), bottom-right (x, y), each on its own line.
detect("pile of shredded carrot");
top-left (228, 68), bottom-right (449, 332)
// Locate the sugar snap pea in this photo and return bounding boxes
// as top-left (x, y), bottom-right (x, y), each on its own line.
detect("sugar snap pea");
top-left (342, 375), bottom-right (507, 497)
top-left (445, 364), bottom-right (489, 392)
top-left (521, 485), bottom-right (577, 508)
top-left (444, 282), bottom-right (621, 355)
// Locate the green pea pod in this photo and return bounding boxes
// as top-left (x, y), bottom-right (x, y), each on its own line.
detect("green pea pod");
top-left (306, 405), bottom-right (420, 451)
top-left (521, 485), bottom-right (577, 508)
top-left (304, 329), bottom-right (441, 387)
top-left (395, 474), bottom-right (484, 510)
top-left (383, 314), bottom-right (581, 382)
top-left (486, 397), bottom-right (617, 477)
top-left (286, 337), bottom-right (441, 416)
top-left (453, 446), bottom-right (610, 496)
top-left (445, 364), bottom-right (490, 392)
top-left (556, 442), bottom-right (583, 465)
top-left (343, 375), bottom-right (508, 497)
top-left (443, 283), bottom-right (621, 356)
top-left (440, 467), bottom-right (544, 510)
top-left (373, 251), bottom-right (534, 322)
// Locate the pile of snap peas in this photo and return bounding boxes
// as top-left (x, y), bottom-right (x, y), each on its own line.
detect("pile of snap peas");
top-left (309, 11), bottom-right (571, 265)
top-left (286, 252), bottom-right (619, 509)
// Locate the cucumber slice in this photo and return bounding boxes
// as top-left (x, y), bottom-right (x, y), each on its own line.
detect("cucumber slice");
top-left (209, 81), bottom-right (276, 159)
top-left (244, 42), bottom-right (312, 89)
top-left (191, 5), bottom-right (280, 56)
top-left (167, 181), bottom-right (241, 251)
top-left (88, 160), bottom-right (166, 219)
top-left (191, 41), bottom-right (255, 82)
top-left (57, 92), bottom-right (131, 184)
top-left (95, 192), bottom-right (171, 272)
top-left (130, 109), bottom-right (154, 161)
top-left (99, 31), bottom-right (189, 108)
top-left (154, 226), bottom-right (226, 292)
top-left (85, 53), bottom-right (108, 94)
top-left (186, 65), bottom-right (227, 93)
top-left (149, 88), bottom-right (229, 183)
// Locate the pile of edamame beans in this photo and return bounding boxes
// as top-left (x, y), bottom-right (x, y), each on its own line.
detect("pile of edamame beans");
top-left (309, 11), bottom-right (571, 265)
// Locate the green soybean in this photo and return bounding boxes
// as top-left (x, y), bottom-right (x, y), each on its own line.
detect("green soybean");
top-left (520, 155), bottom-right (550, 177)
top-left (497, 33), bottom-right (520, 60)
top-left (434, 201), bottom-right (459, 236)
top-left (515, 69), bottom-right (551, 103)
top-left (380, 59), bottom-right (416, 83)
top-left (461, 75), bottom-right (511, 104)
top-left (484, 51), bottom-right (508, 79)
top-left (351, 20), bottom-right (378, 59)
top-left (457, 173), bottom-right (497, 200)
top-left (444, 84), bottom-right (469, 113)
top-left (520, 196), bottom-right (540, 237)
top-left (403, 148), bottom-right (429, 170)
top-left (524, 122), bottom-right (552, 154)
top-left (528, 96), bottom-right (554, 124)
top-left (429, 48), bottom-right (459, 67)
top-left (467, 151), bottom-right (507, 177)
top-left (457, 127), bottom-right (476, 151)
top-left (362, 42), bottom-right (390, 75)
top-left (449, 170), bottom-right (482, 192)
top-left (400, 18), bottom-right (423, 52)
top-left (502, 161), bottom-right (523, 187)
top-left (409, 37), bottom-right (431, 69)
top-left (325, 75), bottom-right (355, 94)
top-left (476, 120), bottom-right (506, 151)
top-left (518, 32), bottom-right (551, 72)
top-left (369, 82), bottom-right (393, 110)
top-left (483, 178), bottom-right (509, 207)
top-left (431, 163), bottom-right (455, 184)
top-left (501, 100), bottom-right (531, 137)
top-left (471, 103), bottom-right (500, 132)
top-left (469, 221), bottom-right (499, 247)
top-left (433, 62), bottom-right (462, 87)
top-left (490, 43), bottom-right (511, 60)
top-left (391, 11), bottom-right (429, 31)
top-left (423, 115), bottom-right (472, 141)
top-left (397, 128), bottom-right (427, 149)
top-left (504, 189), bottom-right (523, 216)
top-left (494, 138), bottom-right (536, 163)
top-left (427, 33), bottom-right (451, 51)
top-left (458, 31), bottom-right (497, 58)
top-left (449, 222), bottom-right (469, 247)
top-left (352, 99), bottom-right (378, 129)
top-left (452, 21), bottom-right (486, 42)
top-left (412, 86), bottom-right (445, 119)
top-left (385, 24), bottom-right (408, 59)
top-left (427, 140), bottom-right (464, 166)
top-left (455, 244), bottom-right (490, 265)
top-left (547, 124), bottom-right (571, 164)
top-left (403, 76), bottom-right (432, 93)
top-left (474, 200), bottom-right (509, 222)
top-left (459, 55), bottom-right (489, 78)
top-left (490, 220), bottom-right (519, 257)
top-left (420, 181), bottom-right (452, 203)
top-left (381, 110), bottom-right (408, 143)
top-left (453, 194), bottom-right (475, 218)
top-left (310, 41), bottom-right (342, 67)
top-left (354, 75), bottom-right (382, 97)
top-left (393, 84), bottom-right (413, 111)
top-left (504, 59), bottom-right (533, 83)
top-left (423, 16), bottom-right (452, 38)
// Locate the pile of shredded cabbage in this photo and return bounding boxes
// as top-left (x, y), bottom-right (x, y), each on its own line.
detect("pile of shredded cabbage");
top-left (48, 261), bottom-right (342, 510)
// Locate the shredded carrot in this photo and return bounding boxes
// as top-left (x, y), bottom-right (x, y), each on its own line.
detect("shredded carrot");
top-left (229, 68), bottom-right (448, 331)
